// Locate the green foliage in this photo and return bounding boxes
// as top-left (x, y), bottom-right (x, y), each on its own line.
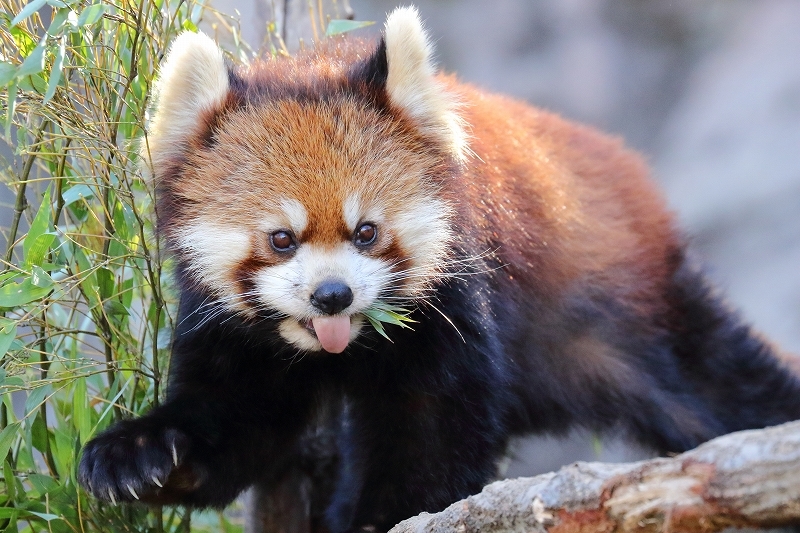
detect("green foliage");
top-left (0, 0), bottom-right (380, 529)
top-left (325, 19), bottom-right (373, 37)
top-left (0, 0), bottom-right (246, 530)
top-left (362, 302), bottom-right (416, 342)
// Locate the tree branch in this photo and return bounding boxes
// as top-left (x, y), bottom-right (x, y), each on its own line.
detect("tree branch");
top-left (390, 421), bottom-right (800, 533)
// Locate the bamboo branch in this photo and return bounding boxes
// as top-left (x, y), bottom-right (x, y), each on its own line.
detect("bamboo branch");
top-left (3, 122), bottom-right (48, 268)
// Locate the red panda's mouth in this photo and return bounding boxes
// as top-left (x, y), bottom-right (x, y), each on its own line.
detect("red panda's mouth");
top-left (300, 316), bottom-right (352, 353)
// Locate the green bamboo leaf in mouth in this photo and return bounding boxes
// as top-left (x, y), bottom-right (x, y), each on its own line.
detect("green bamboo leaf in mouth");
top-left (361, 301), bottom-right (417, 342)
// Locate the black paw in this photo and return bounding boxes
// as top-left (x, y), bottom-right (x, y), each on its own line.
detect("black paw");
top-left (78, 419), bottom-right (192, 504)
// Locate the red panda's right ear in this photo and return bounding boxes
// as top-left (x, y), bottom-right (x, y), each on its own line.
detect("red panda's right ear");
top-left (350, 8), bottom-right (466, 162)
top-left (383, 7), bottom-right (467, 162)
top-left (142, 31), bottom-right (229, 173)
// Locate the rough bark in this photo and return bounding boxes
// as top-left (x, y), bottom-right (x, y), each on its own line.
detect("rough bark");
top-left (390, 420), bottom-right (800, 533)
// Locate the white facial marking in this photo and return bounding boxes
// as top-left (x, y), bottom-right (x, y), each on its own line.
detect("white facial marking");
top-left (280, 198), bottom-right (308, 235)
top-left (255, 243), bottom-right (391, 351)
top-left (343, 194), bottom-right (362, 231)
top-left (256, 244), bottom-right (385, 318)
top-left (392, 198), bottom-right (453, 295)
top-left (343, 193), bottom-right (384, 231)
top-left (176, 222), bottom-right (251, 301)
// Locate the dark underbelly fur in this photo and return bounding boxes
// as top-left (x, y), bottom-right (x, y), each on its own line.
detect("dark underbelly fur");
top-left (78, 252), bottom-right (800, 532)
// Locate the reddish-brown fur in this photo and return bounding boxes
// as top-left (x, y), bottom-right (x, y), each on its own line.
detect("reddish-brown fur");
top-left (157, 44), bottom-right (450, 291)
top-left (450, 79), bottom-right (680, 316)
top-left (159, 38), bottom-right (678, 317)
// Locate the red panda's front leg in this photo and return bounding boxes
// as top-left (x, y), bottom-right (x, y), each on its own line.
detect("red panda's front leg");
top-left (78, 388), bottom-right (309, 507)
top-left (326, 355), bottom-right (511, 532)
top-left (78, 298), bottom-right (321, 508)
top-left (78, 396), bottom-right (224, 506)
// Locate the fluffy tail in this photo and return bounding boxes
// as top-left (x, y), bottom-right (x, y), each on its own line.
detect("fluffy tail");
top-left (668, 260), bottom-right (800, 433)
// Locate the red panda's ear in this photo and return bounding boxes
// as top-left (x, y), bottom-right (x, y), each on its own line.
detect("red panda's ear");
top-left (142, 31), bottom-right (229, 173)
top-left (351, 38), bottom-right (389, 91)
top-left (383, 6), bottom-right (467, 161)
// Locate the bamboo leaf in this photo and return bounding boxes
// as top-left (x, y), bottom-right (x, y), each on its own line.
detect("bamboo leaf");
top-left (25, 234), bottom-right (56, 269)
top-left (5, 80), bottom-right (17, 137)
top-left (76, 3), bottom-right (106, 27)
top-left (363, 307), bottom-right (404, 327)
top-left (51, 423), bottom-right (74, 477)
top-left (0, 423), bottom-right (20, 462)
top-left (0, 278), bottom-right (52, 308)
top-left (11, 0), bottom-right (46, 26)
top-left (96, 267), bottom-right (114, 300)
top-left (43, 37), bottom-right (65, 103)
top-left (73, 377), bottom-right (91, 444)
top-left (325, 19), bottom-right (374, 36)
top-left (364, 313), bottom-right (390, 341)
top-left (25, 385), bottom-right (53, 417)
top-left (24, 187), bottom-right (52, 241)
top-left (31, 413), bottom-right (49, 453)
top-left (362, 301), bottom-right (415, 341)
top-left (0, 507), bottom-right (19, 522)
top-left (3, 459), bottom-right (16, 503)
top-left (46, 7), bottom-right (72, 34)
top-left (2, 376), bottom-right (25, 389)
top-left (11, 26), bottom-right (36, 55)
top-left (103, 299), bottom-right (129, 318)
top-left (0, 62), bottom-right (17, 86)
top-left (364, 303), bottom-right (415, 325)
top-left (23, 187), bottom-right (53, 267)
top-left (17, 71), bottom-right (46, 92)
top-left (60, 183), bottom-right (93, 206)
top-left (17, 41), bottom-right (46, 78)
top-left (27, 511), bottom-right (61, 522)
top-left (0, 272), bottom-right (19, 286)
top-left (0, 321), bottom-right (17, 356)
top-left (30, 265), bottom-right (54, 288)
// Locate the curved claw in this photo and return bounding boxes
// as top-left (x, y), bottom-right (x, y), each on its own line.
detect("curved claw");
top-left (80, 423), bottom-right (190, 506)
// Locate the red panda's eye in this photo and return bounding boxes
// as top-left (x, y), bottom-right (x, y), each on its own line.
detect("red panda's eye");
top-left (270, 230), bottom-right (296, 252)
top-left (354, 223), bottom-right (377, 247)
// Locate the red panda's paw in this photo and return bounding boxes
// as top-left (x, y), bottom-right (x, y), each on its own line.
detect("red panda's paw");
top-left (78, 420), bottom-right (200, 505)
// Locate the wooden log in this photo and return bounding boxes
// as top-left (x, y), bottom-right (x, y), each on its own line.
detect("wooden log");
top-left (390, 421), bottom-right (800, 533)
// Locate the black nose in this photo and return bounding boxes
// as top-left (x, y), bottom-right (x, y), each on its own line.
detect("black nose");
top-left (310, 280), bottom-right (353, 315)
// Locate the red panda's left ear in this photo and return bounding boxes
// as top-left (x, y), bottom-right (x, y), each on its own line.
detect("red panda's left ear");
top-left (142, 31), bottom-right (229, 174)
top-left (383, 6), bottom-right (467, 161)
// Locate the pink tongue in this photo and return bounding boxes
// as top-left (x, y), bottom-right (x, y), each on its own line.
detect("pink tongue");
top-left (311, 315), bottom-right (351, 353)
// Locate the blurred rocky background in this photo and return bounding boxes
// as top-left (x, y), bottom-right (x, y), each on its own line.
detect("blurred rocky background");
top-left (216, 0), bottom-right (800, 477)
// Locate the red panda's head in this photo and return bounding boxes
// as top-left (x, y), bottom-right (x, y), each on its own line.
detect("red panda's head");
top-left (145, 7), bottom-right (466, 353)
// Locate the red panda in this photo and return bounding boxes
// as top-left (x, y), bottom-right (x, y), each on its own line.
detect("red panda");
top-left (78, 6), bottom-right (800, 531)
